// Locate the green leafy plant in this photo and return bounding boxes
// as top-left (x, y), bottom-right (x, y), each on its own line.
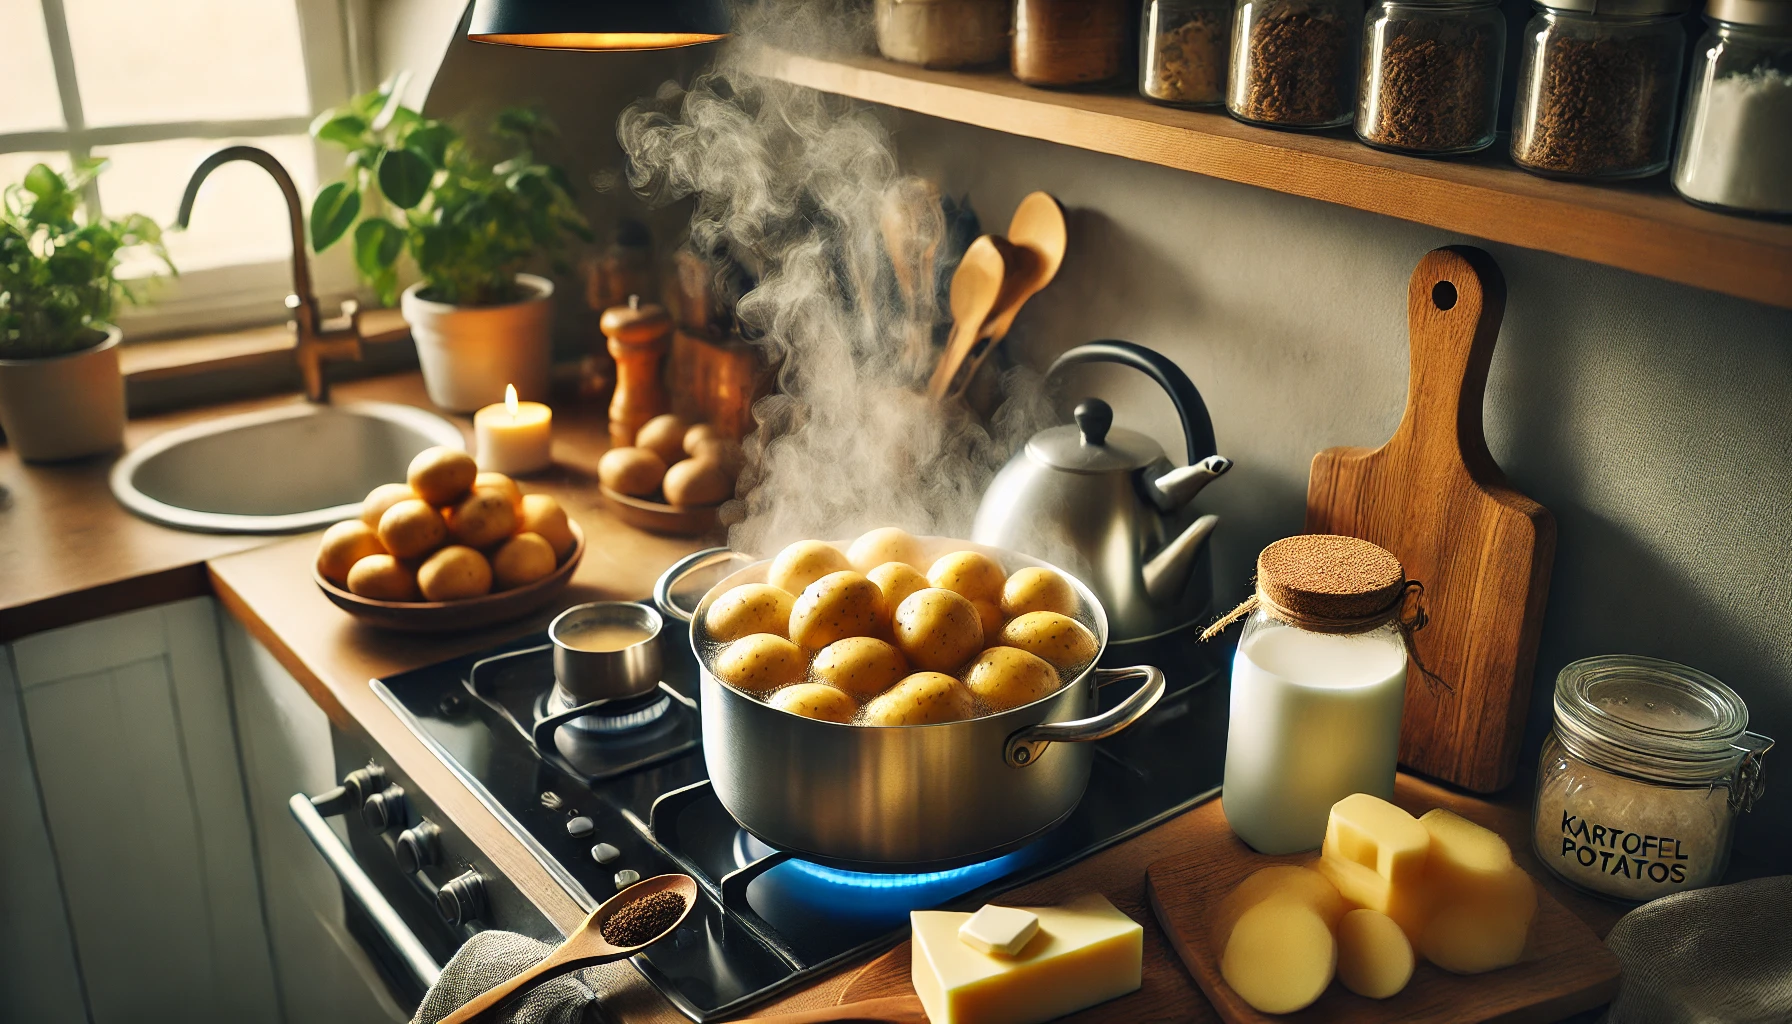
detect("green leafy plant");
top-left (308, 84), bottom-right (592, 307)
top-left (0, 160), bottom-right (172, 360)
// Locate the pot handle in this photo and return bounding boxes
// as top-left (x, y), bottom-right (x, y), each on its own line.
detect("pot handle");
top-left (1004, 665), bottom-right (1166, 768)
top-left (653, 546), bottom-right (739, 623)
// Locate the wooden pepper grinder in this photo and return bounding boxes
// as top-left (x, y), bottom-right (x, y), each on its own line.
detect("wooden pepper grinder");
top-left (601, 295), bottom-right (671, 448)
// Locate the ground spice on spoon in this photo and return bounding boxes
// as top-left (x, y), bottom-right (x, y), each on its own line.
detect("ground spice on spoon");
top-left (601, 890), bottom-right (688, 947)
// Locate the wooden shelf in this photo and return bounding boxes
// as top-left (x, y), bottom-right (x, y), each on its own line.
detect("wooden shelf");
top-left (751, 48), bottom-right (1792, 310)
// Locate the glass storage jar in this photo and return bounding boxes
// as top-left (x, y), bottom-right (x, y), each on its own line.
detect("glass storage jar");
top-left (1672, 0), bottom-right (1792, 217)
top-left (1141, 0), bottom-right (1236, 106)
top-left (1534, 656), bottom-right (1773, 902)
top-left (1510, 0), bottom-right (1689, 179)
top-left (875, 0), bottom-right (1012, 69)
top-left (1013, 0), bottom-right (1131, 87)
top-left (1229, 0), bottom-right (1361, 127)
top-left (1356, 0), bottom-right (1506, 153)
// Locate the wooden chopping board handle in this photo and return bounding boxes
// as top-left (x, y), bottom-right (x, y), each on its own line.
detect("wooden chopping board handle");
top-left (1393, 246), bottom-right (1507, 475)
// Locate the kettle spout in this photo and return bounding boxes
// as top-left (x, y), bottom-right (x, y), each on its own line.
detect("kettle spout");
top-left (1150, 455), bottom-right (1233, 512)
top-left (1142, 514), bottom-right (1220, 603)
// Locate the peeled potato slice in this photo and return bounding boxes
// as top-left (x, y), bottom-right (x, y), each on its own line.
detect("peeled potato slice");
top-left (1210, 865), bottom-right (1345, 950)
top-left (1337, 908), bottom-right (1414, 999)
top-left (1220, 900), bottom-right (1336, 1015)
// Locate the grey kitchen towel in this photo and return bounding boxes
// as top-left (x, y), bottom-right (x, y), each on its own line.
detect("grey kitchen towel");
top-left (411, 931), bottom-right (593, 1024)
top-left (1603, 875), bottom-right (1792, 1024)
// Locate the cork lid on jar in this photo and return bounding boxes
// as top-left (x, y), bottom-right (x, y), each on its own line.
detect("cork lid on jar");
top-left (600, 296), bottom-right (671, 344)
top-left (1256, 534), bottom-right (1407, 624)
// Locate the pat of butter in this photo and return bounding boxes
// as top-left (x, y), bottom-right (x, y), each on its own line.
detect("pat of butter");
top-left (958, 905), bottom-right (1040, 957)
top-left (911, 894), bottom-right (1143, 1024)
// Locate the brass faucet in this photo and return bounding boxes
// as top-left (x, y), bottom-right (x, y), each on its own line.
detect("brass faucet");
top-left (177, 146), bottom-right (364, 403)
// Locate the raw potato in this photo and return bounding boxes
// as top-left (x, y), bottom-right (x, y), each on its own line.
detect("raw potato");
top-left (418, 545), bottom-right (492, 601)
top-left (599, 446), bottom-right (668, 497)
top-left (1220, 900), bottom-right (1336, 1015)
top-left (347, 554), bottom-right (417, 601)
top-left (715, 633), bottom-right (807, 692)
top-left (789, 571), bottom-right (885, 649)
top-left (1337, 909), bottom-right (1414, 999)
top-left (867, 562), bottom-right (929, 618)
top-left (521, 493), bottom-right (576, 558)
top-left (360, 482), bottom-right (417, 528)
top-left (407, 447), bottom-right (477, 506)
top-left (892, 588), bottom-right (984, 672)
top-left (662, 457), bottom-right (731, 507)
top-left (1210, 865), bottom-right (1347, 950)
top-left (378, 499), bottom-right (448, 560)
top-left (812, 637), bottom-right (908, 700)
top-left (971, 600), bottom-right (1005, 639)
top-left (998, 611), bottom-right (1098, 669)
top-left (492, 532), bottom-right (557, 590)
top-left (963, 646), bottom-right (1059, 712)
top-left (1001, 566), bottom-right (1078, 618)
top-left (474, 472), bottom-right (523, 515)
top-left (768, 683), bottom-right (857, 723)
top-left (317, 520), bottom-right (385, 585)
top-left (683, 422), bottom-right (721, 456)
top-left (847, 527), bottom-right (926, 573)
top-left (446, 488), bottom-right (518, 548)
top-left (1415, 863), bottom-right (1535, 974)
top-left (705, 583), bottom-right (797, 641)
top-left (862, 672), bottom-right (976, 726)
top-left (768, 540), bottom-right (851, 596)
top-left (927, 550), bottom-right (1007, 603)
top-left (635, 413), bottom-right (690, 466)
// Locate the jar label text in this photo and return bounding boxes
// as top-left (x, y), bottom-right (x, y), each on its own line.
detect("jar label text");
top-left (1556, 812), bottom-right (1689, 885)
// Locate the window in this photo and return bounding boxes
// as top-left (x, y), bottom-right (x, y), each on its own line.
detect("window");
top-left (0, 0), bottom-right (372, 338)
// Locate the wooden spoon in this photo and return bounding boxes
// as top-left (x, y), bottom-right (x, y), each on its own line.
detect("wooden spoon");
top-left (946, 192), bottom-right (1068, 400)
top-left (927, 235), bottom-right (1017, 400)
top-left (730, 994), bottom-right (929, 1023)
top-left (436, 874), bottom-right (699, 1024)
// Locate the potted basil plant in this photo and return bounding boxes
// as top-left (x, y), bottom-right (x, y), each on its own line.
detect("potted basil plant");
top-left (0, 161), bottom-right (172, 462)
top-left (309, 90), bottom-right (591, 412)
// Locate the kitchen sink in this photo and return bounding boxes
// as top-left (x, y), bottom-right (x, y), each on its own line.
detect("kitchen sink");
top-left (110, 401), bottom-right (465, 533)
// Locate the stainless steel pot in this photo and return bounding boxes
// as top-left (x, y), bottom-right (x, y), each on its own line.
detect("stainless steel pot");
top-left (654, 538), bottom-right (1167, 872)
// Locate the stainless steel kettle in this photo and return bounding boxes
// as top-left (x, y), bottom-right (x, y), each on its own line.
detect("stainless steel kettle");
top-left (972, 341), bottom-right (1231, 644)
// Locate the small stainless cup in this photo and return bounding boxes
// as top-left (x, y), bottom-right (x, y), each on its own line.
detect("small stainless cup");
top-left (549, 602), bottom-right (664, 703)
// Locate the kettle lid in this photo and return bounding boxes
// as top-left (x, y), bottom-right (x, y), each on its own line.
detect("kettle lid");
top-left (1027, 399), bottom-right (1164, 472)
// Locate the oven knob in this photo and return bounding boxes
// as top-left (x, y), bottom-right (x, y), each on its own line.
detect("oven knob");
top-left (362, 784), bottom-right (408, 832)
top-left (437, 870), bottom-right (486, 926)
top-left (343, 764), bottom-right (386, 804)
top-left (395, 820), bottom-right (441, 873)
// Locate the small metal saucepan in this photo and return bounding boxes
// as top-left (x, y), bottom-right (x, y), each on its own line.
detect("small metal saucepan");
top-left (549, 601), bottom-right (664, 703)
top-left (653, 538), bottom-right (1167, 872)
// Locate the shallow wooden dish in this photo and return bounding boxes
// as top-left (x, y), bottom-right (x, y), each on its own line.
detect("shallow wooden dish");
top-left (600, 485), bottom-right (720, 537)
top-left (315, 522), bottom-right (585, 632)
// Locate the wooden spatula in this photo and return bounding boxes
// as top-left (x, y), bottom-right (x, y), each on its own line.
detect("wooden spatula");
top-left (927, 235), bottom-right (1016, 400)
top-left (1305, 246), bottom-right (1555, 794)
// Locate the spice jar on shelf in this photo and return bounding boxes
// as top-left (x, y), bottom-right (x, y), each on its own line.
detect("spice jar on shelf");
top-left (1356, 0), bottom-right (1505, 153)
top-left (1510, 0), bottom-right (1689, 179)
top-left (1013, 0), bottom-right (1131, 87)
top-left (1228, 0), bottom-right (1361, 128)
top-left (1141, 0), bottom-right (1235, 107)
top-left (875, 0), bottom-right (1012, 69)
top-left (1672, 0), bottom-right (1792, 217)
top-left (1533, 656), bottom-right (1773, 902)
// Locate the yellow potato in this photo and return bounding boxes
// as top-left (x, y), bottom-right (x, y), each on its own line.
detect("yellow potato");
top-left (635, 413), bottom-right (690, 466)
top-left (317, 520), bottom-right (385, 585)
top-left (1220, 900), bottom-right (1336, 1015)
top-left (705, 583), bottom-right (797, 642)
top-left (862, 672), bottom-right (976, 726)
top-left (998, 611), bottom-right (1098, 669)
top-left (446, 488), bottom-right (518, 548)
top-left (347, 554), bottom-right (417, 601)
top-left (963, 646), bottom-right (1059, 712)
top-left (360, 482), bottom-right (417, 528)
top-left (812, 637), bottom-right (909, 700)
top-left (847, 527), bottom-right (925, 573)
top-left (714, 633), bottom-right (807, 692)
top-left (599, 446), bottom-right (668, 498)
top-left (662, 457), bottom-right (732, 507)
top-left (378, 499), bottom-right (447, 560)
top-left (473, 472), bottom-right (523, 515)
top-left (892, 588), bottom-right (984, 672)
top-left (1415, 863), bottom-right (1536, 974)
top-left (407, 446), bottom-right (477, 506)
top-left (971, 599), bottom-right (1005, 639)
top-left (491, 532), bottom-right (557, 590)
top-left (789, 571), bottom-right (885, 649)
top-left (1337, 909), bottom-right (1415, 999)
top-left (520, 493), bottom-right (576, 558)
top-left (417, 545), bottom-right (492, 602)
top-left (684, 422), bottom-right (722, 456)
top-left (1001, 566), bottom-right (1079, 618)
top-left (928, 550), bottom-right (1007, 603)
top-left (768, 682), bottom-right (857, 723)
top-left (767, 540), bottom-right (850, 596)
top-left (1211, 866), bottom-right (1346, 951)
top-left (867, 562), bottom-right (928, 618)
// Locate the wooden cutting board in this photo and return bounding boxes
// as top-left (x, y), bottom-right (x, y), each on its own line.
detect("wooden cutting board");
top-left (1306, 246), bottom-right (1555, 793)
top-left (1145, 783), bottom-right (1621, 1024)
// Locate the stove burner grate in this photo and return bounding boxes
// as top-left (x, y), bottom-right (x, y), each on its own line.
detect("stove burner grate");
top-left (544, 683), bottom-right (671, 734)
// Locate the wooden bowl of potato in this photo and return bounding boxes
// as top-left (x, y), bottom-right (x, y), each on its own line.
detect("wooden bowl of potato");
top-left (598, 414), bottom-right (738, 537)
top-left (313, 447), bottom-right (585, 632)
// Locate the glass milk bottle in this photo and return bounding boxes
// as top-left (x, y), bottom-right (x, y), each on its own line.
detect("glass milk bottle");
top-left (1218, 535), bottom-right (1415, 854)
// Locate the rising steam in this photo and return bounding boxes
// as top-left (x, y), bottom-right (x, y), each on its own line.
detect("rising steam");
top-left (617, 1), bottom-right (1052, 554)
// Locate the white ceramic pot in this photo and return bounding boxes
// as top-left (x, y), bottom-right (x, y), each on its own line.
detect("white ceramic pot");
top-left (0, 326), bottom-right (126, 463)
top-left (402, 273), bottom-right (555, 413)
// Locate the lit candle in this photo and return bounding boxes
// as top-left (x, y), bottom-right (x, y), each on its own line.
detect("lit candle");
top-left (474, 384), bottom-right (553, 475)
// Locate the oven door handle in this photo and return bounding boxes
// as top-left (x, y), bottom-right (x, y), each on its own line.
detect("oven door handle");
top-left (289, 792), bottom-right (443, 991)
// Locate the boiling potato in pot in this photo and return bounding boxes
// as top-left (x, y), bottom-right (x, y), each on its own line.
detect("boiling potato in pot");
top-left (768, 540), bottom-right (851, 596)
top-left (928, 550), bottom-right (1007, 603)
top-left (847, 527), bottom-right (925, 573)
top-left (964, 646), bottom-right (1061, 713)
top-left (716, 633), bottom-right (807, 692)
top-left (768, 683), bottom-right (857, 723)
top-left (999, 611), bottom-right (1099, 669)
top-left (862, 672), bottom-right (977, 726)
top-left (706, 583), bottom-right (797, 641)
top-left (1001, 566), bottom-right (1078, 618)
top-left (892, 588), bottom-right (984, 672)
top-left (812, 636), bottom-right (909, 700)
top-left (867, 562), bottom-right (928, 618)
top-left (789, 571), bottom-right (885, 649)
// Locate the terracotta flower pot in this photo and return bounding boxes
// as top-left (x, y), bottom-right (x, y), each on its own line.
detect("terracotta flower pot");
top-left (402, 273), bottom-right (555, 413)
top-left (0, 326), bottom-right (126, 462)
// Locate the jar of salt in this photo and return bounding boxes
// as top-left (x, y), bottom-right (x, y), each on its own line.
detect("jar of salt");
top-left (1671, 0), bottom-right (1792, 217)
top-left (1534, 655), bottom-right (1773, 902)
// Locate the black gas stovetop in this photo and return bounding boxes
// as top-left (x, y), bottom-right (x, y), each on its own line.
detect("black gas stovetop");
top-left (374, 620), bottom-right (1229, 1022)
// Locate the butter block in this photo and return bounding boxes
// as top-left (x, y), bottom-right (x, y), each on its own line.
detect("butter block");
top-left (1317, 794), bottom-right (1431, 933)
top-left (1209, 865), bottom-right (1344, 949)
top-left (911, 893), bottom-right (1143, 1024)
top-left (958, 905), bottom-right (1039, 957)
top-left (1335, 908), bottom-right (1414, 999)
top-left (1220, 899), bottom-right (1336, 1015)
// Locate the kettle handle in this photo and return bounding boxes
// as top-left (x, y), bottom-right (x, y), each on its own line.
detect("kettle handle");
top-left (1047, 341), bottom-right (1218, 466)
